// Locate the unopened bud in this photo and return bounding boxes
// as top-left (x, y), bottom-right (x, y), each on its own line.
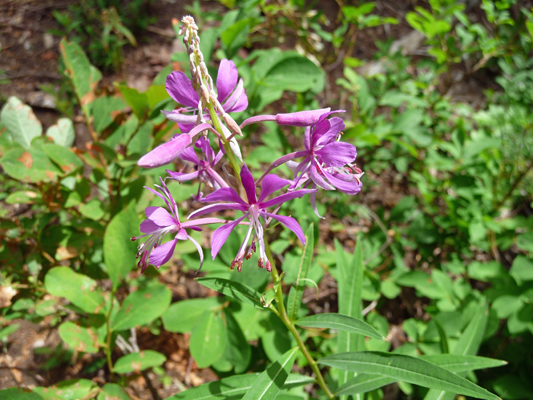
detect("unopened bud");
top-left (222, 113), bottom-right (243, 137)
top-left (265, 260), bottom-right (272, 272)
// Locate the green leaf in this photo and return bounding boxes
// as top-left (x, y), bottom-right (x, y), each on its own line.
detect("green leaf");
top-left (164, 373), bottom-right (313, 400)
top-left (242, 348), bottom-right (299, 400)
top-left (97, 384), bottom-right (130, 400)
top-left (42, 143), bottom-right (83, 174)
top-left (318, 352), bottom-right (499, 400)
top-left (265, 55), bottom-right (322, 93)
top-left (224, 310), bottom-right (251, 373)
top-left (287, 224), bottom-right (314, 321)
top-left (114, 350), bottom-right (166, 374)
top-left (33, 379), bottom-right (98, 400)
top-left (117, 85), bottom-right (148, 119)
top-left (112, 284), bottom-right (171, 331)
top-left (510, 255), bottom-right (533, 284)
top-left (336, 239), bottom-right (365, 395)
top-left (0, 96), bottom-right (42, 149)
top-left (91, 96), bottom-right (127, 132)
top-left (59, 39), bottom-right (101, 117)
top-left (295, 313), bottom-right (385, 340)
top-left (196, 277), bottom-right (264, 309)
top-left (0, 323), bottom-right (21, 340)
top-left (162, 297), bottom-right (221, 333)
top-left (104, 205), bottom-right (139, 289)
top-left (58, 321), bottom-right (101, 353)
top-left (189, 310), bottom-right (227, 368)
top-left (78, 199), bottom-right (105, 221)
top-left (0, 146), bottom-right (61, 183)
top-left (45, 267), bottom-right (106, 313)
top-left (0, 388), bottom-right (43, 400)
top-left (493, 374), bottom-right (533, 400)
top-left (46, 118), bottom-right (75, 147)
top-left (424, 299), bottom-right (489, 400)
top-left (336, 374), bottom-right (395, 397)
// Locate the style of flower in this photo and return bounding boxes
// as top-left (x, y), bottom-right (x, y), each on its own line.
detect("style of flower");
top-left (162, 59), bottom-right (248, 132)
top-left (166, 137), bottom-right (228, 199)
top-left (188, 165), bottom-right (316, 272)
top-left (131, 178), bottom-right (226, 272)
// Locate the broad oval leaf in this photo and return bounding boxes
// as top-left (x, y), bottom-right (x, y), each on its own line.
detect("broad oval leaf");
top-left (162, 297), bottom-right (222, 333)
top-left (45, 267), bottom-right (106, 313)
top-left (286, 224), bottom-right (314, 321)
top-left (111, 284), bottom-right (171, 331)
top-left (33, 379), bottom-right (98, 400)
top-left (46, 118), bottom-right (75, 147)
top-left (164, 373), bottom-right (313, 400)
top-left (0, 387), bottom-right (43, 400)
top-left (58, 322), bottom-right (101, 353)
top-left (189, 310), bottom-right (227, 368)
top-left (114, 350), bottom-right (166, 374)
top-left (97, 383), bottom-right (130, 400)
top-left (196, 277), bottom-right (264, 309)
top-left (265, 55), bottom-right (322, 93)
top-left (295, 313), bottom-right (385, 341)
top-left (104, 205), bottom-right (139, 289)
top-left (242, 347), bottom-right (299, 400)
top-left (318, 352), bottom-right (499, 400)
top-left (0, 147), bottom-right (62, 183)
top-left (0, 96), bottom-right (42, 149)
top-left (43, 143), bottom-right (83, 174)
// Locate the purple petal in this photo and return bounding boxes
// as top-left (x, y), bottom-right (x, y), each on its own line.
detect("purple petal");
top-left (211, 216), bottom-right (246, 259)
top-left (310, 165), bottom-right (335, 190)
top-left (309, 190), bottom-right (324, 219)
top-left (188, 203), bottom-right (247, 219)
top-left (259, 188), bottom-right (316, 209)
top-left (149, 239), bottom-right (178, 267)
top-left (222, 78), bottom-right (248, 113)
top-left (175, 229), bottom-right (188, 240)
top-left (310, 119), bottom-right (331, 148)
top-left (138, 134), bottom-right (192, 168)
top-left (147, 207), bottom-right (177, 227)
top-left (166, 72), bottom-right (200, 108)
top-left (202, 187), bottom-right (247, 205)
top-left (161, 111), bottom-right (200, 125)
top-left (323, 170), bottom-right (363, 195)
top-left (315, 117), bottom-right (345, 147)
top-left (316, 142), bottom-right (356, 167)
top-left (196, 137), bottom-right (215, 163)
top-left (240, 164), bottom-right (257, 204)
top-left (240, 114), bottom-right (276, 129)
top-left (140, 219), bottom-right (160, 233)
top-left (178, 146), bottom-right (201, 164)
top-left (216, 59), bottom-right (238, 103)
top-left (166, 170), bottom-right (200, 183)
top-left (262, 212), bottom-right (306, 244)
top-left (275, 108), bottom-right (331, 127)
top-left (258, 174), bottom-right (291, 203)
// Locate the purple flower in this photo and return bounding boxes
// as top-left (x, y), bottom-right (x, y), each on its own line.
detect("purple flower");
top-left (138, 122), bottom-right (220, 169)
top-left (188, 165), bottom-right (315, 272)
top-left (255, 111), bottom-right (363, 216)
top-left (166, 137), bottom-right (228, 199)
top-left (240, 108), bottom-right (332, 129)
top-left (162, 59), bottom-right (248, 133)
top-left (131, 178), bottom-right (226, 272)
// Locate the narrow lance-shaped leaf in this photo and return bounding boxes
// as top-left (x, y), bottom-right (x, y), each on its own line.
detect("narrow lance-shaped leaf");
top-left (242, 347), bottom-right (299, 400)
top-left (424, 299), bottom-right (490, 400)
top-left (196, 277), bottom-right (264, 309)
top-left (336, 239), bottom-right (365, 398)
top-left (336, 354), bottom-right (506, 397)
top-left (318, 351), bottom-right (499, 400)
top-left (165, 373), bottom-right (314, 400)
top-left (295, 313), bottom-right (385, 340)
top-left (287, 224), bottom-right (314, 321)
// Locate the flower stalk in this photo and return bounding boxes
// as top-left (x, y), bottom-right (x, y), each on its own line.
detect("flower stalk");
top-left (265, 240), bottom-right (335, 400)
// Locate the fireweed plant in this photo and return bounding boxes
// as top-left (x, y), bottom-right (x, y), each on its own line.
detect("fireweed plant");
top-left (126, 16), bottom-right (504, 400)
top-left (134, 15), bottom-right (359, 398)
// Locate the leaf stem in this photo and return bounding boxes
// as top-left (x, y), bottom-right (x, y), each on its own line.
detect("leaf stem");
top-left (105, 289), bottom-right (116, 376)
top-left (265, 240), bottom-right (334, 400)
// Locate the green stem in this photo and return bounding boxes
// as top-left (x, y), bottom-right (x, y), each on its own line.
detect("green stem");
top-left (206, 104), bottom-right (242, 182)
top-left (265, 241), bottom-right (335, 400)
